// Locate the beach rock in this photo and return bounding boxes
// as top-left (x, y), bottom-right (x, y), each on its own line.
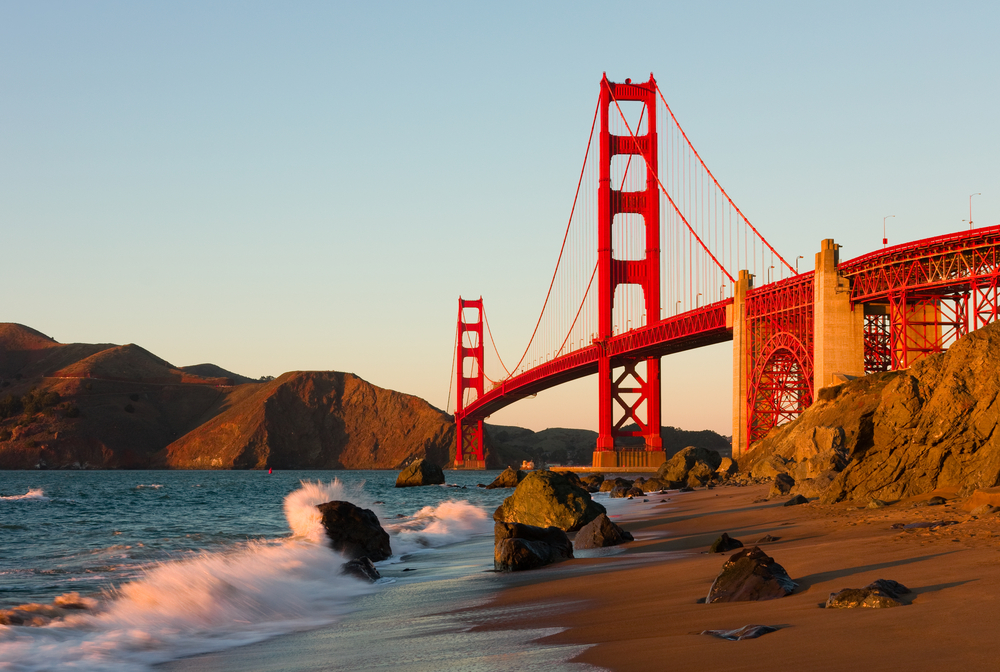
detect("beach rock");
top-left (485, 466), bottom-right (526, 489)
top-left (638, 477), bottom-right (666, 492)
top-left (317, 500), bottom-right (392, 561)
top-left (574, 513), bottom-right (634, 549)
top-left (600, 477), bottom-right (633, 492)
top-left (716, 457), bottom-right (738, 477)
top-left (701, 624), bottom-right (779, 640)
top-left (755, 534), bottom-right (781, 543)
top-left (341, 557), bottom-right (381, 582)
top-left (867, 498), bottom-right (890, 509)
top-left (494, 521), bottom-right (573, 571)
top-left (784, 494), bottom-right (809, 507)
top-left (826, 580), bottom-right (909, 609)
top-left (580, 473), bottom-right (604, 492)
top-left (626, 486), bottom-right (644, 497)
top-left (609, 485), bottom-right (630, 499)
top-left (706, 546), bottom-right (797, 603)
top-left (971, 503), bottom-right (999, 516)
top-left (687, 461), bottom-right (717, 487)
top-left (395, 458), bottom-right (445, 487)
top-left (769, 473), bottom-right (795, 498)
top-left (709, 533), bottom-right (744, 554)
top-left (493, 470), bottom-right (606, 532)
top-left (657, 446), bottom-right (722, 484)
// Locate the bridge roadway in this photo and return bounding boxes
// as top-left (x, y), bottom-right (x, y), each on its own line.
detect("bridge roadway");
top-left (458, 225), bottom-right (1000, 458)
top-left (461, 300), bottom-right (733, 420)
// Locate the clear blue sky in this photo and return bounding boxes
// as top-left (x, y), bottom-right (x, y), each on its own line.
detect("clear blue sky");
top-left (2, 2), bottom-right (997, 434)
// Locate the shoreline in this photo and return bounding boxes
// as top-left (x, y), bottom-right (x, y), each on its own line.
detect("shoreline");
top-left (465, 484), bottom-right (1000, 671)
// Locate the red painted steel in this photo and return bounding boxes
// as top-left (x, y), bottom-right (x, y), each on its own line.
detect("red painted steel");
top-left (455, 298), bottom-right (485, 466)
top-left (745, 273), bottom-right (814, 446)
top-left (455, 301), bottom-right (731, 424)
top-left (598, 73), bottom-right (662, 451)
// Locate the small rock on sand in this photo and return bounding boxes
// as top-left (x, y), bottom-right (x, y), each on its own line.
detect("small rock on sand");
top-left (700, 624), bottom-right (779, 640)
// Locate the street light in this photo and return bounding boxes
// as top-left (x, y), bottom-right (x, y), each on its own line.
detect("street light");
top-left (970, 193), bottom-right (982, 230)
top-left (675, 300), bottom-right (681, 316)
top-left (795, 255), bottom-right (804, 274)
top-left (883, 215), bottom-right (895, 247)
top-left (768, 265), bottom-right (774, 283)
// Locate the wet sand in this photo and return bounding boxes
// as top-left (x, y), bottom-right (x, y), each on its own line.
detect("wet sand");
top-left (470, 484), bottom-right (1000, 671)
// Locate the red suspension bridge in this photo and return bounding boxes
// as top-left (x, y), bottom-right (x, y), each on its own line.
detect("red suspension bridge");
top-left (450, 73), bottom-right (1000, 469)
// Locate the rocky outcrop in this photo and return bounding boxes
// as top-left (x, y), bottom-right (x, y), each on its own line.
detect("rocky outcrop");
top-left (485, 466), bottom-right (526, 489)
top-left (657, 446), bottom-right (722, 487)
top-left (741, 321), bottom-right (1000, 504)
top-left (395, 458), bottom-right (445, 487)
top-left (493, 470), bottom-right (606, 532)
top-left (706, 547), bottom-right (796, 603)
top-left (317, 500), bottom-right (392, 562)
top-left (599, 477), bottom-right (634, 492)
top-left (494, 521), bottom-right (573, 571)
top-left (579, 473), bottom-right (604, 492)
top-left (826, 579), bottom-right (910, 609)
top-left (574, 513), bottom-right (634, 549)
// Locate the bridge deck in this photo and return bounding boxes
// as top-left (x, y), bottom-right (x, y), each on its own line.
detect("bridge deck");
top-left (458, 300), bottom-right (732, 420)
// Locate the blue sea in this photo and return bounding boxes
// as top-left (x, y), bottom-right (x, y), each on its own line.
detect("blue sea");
top-left (0, 470), bottom-right (609, 671)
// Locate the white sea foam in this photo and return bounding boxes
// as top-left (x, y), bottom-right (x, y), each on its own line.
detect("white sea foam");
top-left (134, 484), bottom-right (163, 490)
top-left (283, 479), bottom-right (382, 543)
top-left (0, 487), bottom-right (48, 501)
top-left (0, 483), bottom-right (377, 672)
top-left (385, 500), bottom-right (492, 556)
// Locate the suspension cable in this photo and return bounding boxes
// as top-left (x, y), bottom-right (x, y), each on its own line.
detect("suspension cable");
top-left (556, 259), bottom-right (599, 357)
top-left (609, 87), bottom-right (735, 284)
top-left (655, 84), bottom-right (795, 274)
top-left (445, 318), bottom-right (458, 414)
top-left (482, 306), bottom-right (511, 378)
top-left (506, 94), bottom-right (601, 377)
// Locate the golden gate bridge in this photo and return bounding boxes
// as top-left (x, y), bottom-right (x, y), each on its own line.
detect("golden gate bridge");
top-left (449, 73), bottom-right (1000, 469)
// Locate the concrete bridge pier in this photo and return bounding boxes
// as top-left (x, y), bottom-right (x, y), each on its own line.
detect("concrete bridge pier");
top-left (813, 239), bottom-right (865, 392)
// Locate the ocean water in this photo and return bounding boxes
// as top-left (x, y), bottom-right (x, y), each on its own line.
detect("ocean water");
top-left (0, 470), bottom-right (607, 672)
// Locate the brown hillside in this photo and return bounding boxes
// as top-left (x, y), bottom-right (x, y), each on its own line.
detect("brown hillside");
top-left (53, 344), bottom-right (225, 385)
top-left (0, 324), bottom-right (60, 378)
top-left (162, 371), bottom-right (455, 469)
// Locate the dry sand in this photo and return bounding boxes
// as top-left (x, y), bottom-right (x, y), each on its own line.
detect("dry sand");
top-left (469, 484), bottom-right (1000, 671)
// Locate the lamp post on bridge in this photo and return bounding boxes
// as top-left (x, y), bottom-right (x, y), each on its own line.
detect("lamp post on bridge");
top-left (767, 265), bottom-right (774, 284)
top-left (676, 300), bottom-right (681, 316)
top-left (795, 255), bottom-right (803, 274)
top-left (883, 215), bottom-right (895, 247)
top-left (970, 193), bottom-right (981, 230)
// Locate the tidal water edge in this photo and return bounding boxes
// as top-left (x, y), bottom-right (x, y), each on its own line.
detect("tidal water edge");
top-left (0, 470), bottom-right (604, 671)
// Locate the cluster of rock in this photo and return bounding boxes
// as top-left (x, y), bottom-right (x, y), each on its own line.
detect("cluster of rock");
top-left (739, 321), bottom-right (1000, 504)
top-left (494, 522), bottom-right (573, 571)
top-left (826, 579), bottom-right (910, 609)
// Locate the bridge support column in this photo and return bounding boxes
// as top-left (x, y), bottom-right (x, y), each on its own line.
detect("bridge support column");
top-left (731, 270), bottom-right (752, 458)
top-left (813, 239), bottom-right (865, 392)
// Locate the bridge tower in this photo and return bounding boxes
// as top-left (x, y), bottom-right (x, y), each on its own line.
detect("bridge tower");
top-left (455, 297), bottom-right (485, 468)
top-left (594, 74), bottom-right (665, 469)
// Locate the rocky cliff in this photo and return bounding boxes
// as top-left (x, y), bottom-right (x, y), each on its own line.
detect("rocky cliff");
top-left (161, 371), bottom-right (454, 469)
top-left (740, 320), bottom-right (1000, 503)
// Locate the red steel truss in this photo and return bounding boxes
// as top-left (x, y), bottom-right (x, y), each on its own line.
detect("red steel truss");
top-left (745, 273), bottom-right (814, 446)
top-left (454, 298), bottom-right (485, 467)
top-left (863, 311), bottom-right (891, 374)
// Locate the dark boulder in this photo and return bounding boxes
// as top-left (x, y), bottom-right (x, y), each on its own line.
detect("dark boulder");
top-left (317, 500), bottom-right (392, 561)
top-left (341, 557), bottom-right (381, 582)
top-left (784, 494), bottom-right (809, 507)
top-left (709, 532), bottom-right (744, 554)
top-left (574, 513), bottom-right (634, 549)
top-left (826, 579), bottom-right (909, 608)
top-left (609, 485), bottom-right (630, 499)
top-left (638, 477), bottom-right (667, 492)
top-left (706, 546), bottom-right (796, 603)
top-left (494, 521), bottom-right (573, 571)
top-left (769, 473), bottom-right (795, 498)
top-left (600, 477), bottom-right (634, 493)
top-left (395, 458), bottom-right (445, 487)
top-left (485, 466), bottom-right (526, 489)
top-left (626, 486), bottom-right (645, 498)
top-left (494, 470), bottom-right (606, 531)
top-left (580, 473), bottom-right (604, 492)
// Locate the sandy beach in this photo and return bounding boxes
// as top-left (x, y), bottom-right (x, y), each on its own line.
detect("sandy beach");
top-left (471, 483), bottom-right (1000, 672)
